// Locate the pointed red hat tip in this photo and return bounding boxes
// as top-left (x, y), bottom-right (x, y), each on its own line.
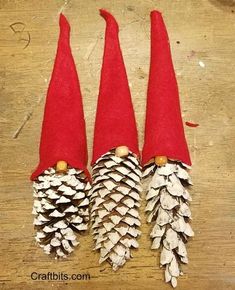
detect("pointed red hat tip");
top-left (142, 10), bottom-right (191, 166)
top-left (58, 14), bottom-right (70, 41)
top-left (150, 10), bottom-right (168, 41)
top-left (150, 10), bottom-right (162, 18)
top-left (91, 10), bottom-right (139, 164)
top-left (31, 14), bottom-right (89, 180)
top-left (99, 9), bottom-right (111, 18)
top-left (99, 9), bottom-right (119, 32)
top-left (59, 13), bottom-right (69, 27)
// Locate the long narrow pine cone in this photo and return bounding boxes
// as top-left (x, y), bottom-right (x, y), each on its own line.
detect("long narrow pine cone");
top-left (143, 161), bottom-right (194, 288)
top-left (90, 150), bottom-right (142, 270)
top-left (32, 167), bottom-right (90, 258)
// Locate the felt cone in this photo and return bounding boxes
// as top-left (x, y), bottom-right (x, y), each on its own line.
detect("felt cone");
top-left (30, 14), bottom-right (90, 258)
top-left (31, 14), bottom-right (88, 180)
top-left (142, 11), bottom-right (194, 288)
top-left (90, 10), bottom-right (141, 270)
top-left (91, 9), bottom-right (139, 164)
top-left (142, 10), bottom-right (191, 166)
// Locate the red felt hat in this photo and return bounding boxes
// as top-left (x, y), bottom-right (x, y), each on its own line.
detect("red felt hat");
top-left (142, 11), bottom-right (191, 166)
top-left (31, 14), bottom-right (89, 180)
top-left (91, 9), bottom-right (139, 164)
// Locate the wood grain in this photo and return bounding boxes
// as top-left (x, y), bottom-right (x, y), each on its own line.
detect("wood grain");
top-left (0, 0), bottom-right (235, 289)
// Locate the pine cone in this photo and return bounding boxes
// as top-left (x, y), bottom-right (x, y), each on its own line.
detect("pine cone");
top-left (32, 167), bottom-right (90, 258)
top-left (90, 150), bottom-right (142, 270)
top-left (143, 161), bottom-right (194, 288)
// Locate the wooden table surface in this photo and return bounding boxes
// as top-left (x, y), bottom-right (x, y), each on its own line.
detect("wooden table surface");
top-left (0, 0), bottom-right (235, 289)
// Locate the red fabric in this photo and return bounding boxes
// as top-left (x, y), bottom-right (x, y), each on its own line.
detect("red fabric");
top-left (142, 11), bottom-right (191, 166)
top-left (31, 14), bottom-right (89, 180)
top-left (185, 121), bottom-right (199, 128)
top-left (91, 9), bottom-right (139, 164)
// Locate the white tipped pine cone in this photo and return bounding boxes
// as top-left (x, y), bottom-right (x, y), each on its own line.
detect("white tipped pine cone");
top-left (90, 150), bottom-right (142, 270)
top-left (143, 161), bottom-right (193, 288)
top-left (32, 167), bottom-right (90, 258)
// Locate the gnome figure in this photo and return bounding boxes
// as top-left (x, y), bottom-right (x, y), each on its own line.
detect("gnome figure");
top-left (90, 10), bottom-right (142, 270)
top-left (142, 11), bottom-right (194, 288)
top-left (31, 14), bottom-right (90, 258)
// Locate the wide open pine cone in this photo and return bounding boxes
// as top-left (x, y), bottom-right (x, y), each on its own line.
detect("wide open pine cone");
top-left (143, 161), bottom-right (194, 288)
top-left (90, 150), bottom-right (142, 270)
top-left (32, 167), bottom-right (90, 258)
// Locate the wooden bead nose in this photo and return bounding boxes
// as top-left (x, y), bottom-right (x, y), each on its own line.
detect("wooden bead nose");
top-left (56, 160), bottom-right (68, 173)
top-left (155, 156), bottom-right (168, 167)
top-left (115, 146), bottom-right (129, 158)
